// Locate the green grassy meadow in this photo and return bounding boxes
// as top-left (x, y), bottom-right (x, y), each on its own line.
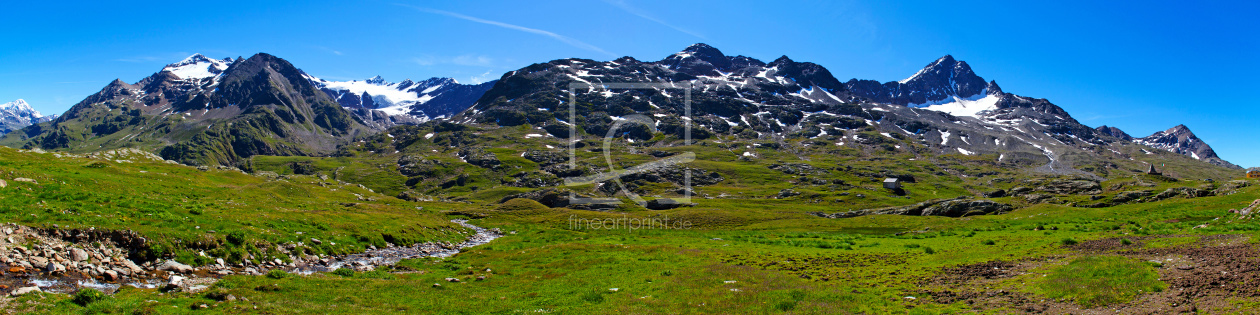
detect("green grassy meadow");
top-left (2, 126), bottom-right (1258, 313)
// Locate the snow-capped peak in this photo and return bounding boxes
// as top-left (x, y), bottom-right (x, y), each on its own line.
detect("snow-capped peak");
top-left (366, 75), bottom-right (388, 85)
top-left (1, 99), bottom-right (37, 115)
top-left (0, 99), bottom-right (51, 120)
top-left (162, 54), bottom-right (233, 80)
top-left (305, 74), bottom-right (460, 116)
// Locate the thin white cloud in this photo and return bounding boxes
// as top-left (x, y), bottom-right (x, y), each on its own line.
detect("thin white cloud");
top-left (413, 54), bottom-right (495, 67)
top-left (469, 70), bottom-right (496, 84)
top-left (452, 55), bottom-right (493, 67)
top-left (113, 52), bottom-right (193, 63)
top-left (397, 4), bottom-right (616, 57)
top-left (603, 0), bottom-right (706, 39)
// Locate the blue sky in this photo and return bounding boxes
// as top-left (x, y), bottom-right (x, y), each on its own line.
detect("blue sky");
top-left (2, 0), bottom-right (1257, 167)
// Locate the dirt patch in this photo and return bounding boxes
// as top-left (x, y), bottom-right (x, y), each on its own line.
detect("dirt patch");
top-left (917, 234), bottom-right (1260, 314)
top-left (1123, 240), bottom-right (1260, 311)
top-left (927, 260), bottom-right (1020, 285)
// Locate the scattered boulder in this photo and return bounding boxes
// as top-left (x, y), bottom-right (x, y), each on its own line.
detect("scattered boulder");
top-left (920, 200), bottom-right (1013, 217)
top-left (166, 275), bottom-right (186, 291)
top-left (1037, 180), bottom-right (1101, 195)
top-left (444, 277), bottom-right (460, 283)
top-left (1023, 194), bottom-right (1054, 203)
top-left (46, 262), bottom-right (66, 274)
top-left (1008, 187), bottom-right (1033, 196)
top-left (70, 248), bottom-right (89, 262)
top-left (983, 189), bottom-right (1006, 198)
top-left (777, 189), bottom-right (801, 198)
top-left (102, 270), bottom-right (119, 281)
top-left (1238, 199), bottom-right (1260, 218)
top-left (397, 190), bottom-right (431, 202)
top-left (10, 286), bottom-right (41, 296)
top-left (459, 148), bottom-right (501, 169)
top-left (645, 198), bottom-right (692, 210)
top-left (158, 260), bottom-right (194, 274)
top-left (0, 179), bottom-right (6, 188)
top-left (1112, 190), bottom-right (1153, 203)
top-left (1153, 187), bottom-right (1212, 200)
top-left (499, 188), bottom-right (572, 208)
top-left (13, 178), bottom-right (37, 185)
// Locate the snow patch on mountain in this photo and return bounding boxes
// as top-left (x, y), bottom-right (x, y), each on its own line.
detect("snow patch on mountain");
top-left (915, 92), bottom-right (1001, 117)
top-left (162, 54), bottom-right (233, 80)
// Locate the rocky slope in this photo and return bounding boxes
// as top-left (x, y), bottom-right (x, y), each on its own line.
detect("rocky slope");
top-left (0, 53), bottom-right (374, 166)
top-left (1096, 124), bottom-right (1236, 168)
top-left (455, 43), bottom-right (1234, 178)
top-left (1133, 125), bottom-right (1236, 168)
top-left (0, 99), bottom-right (56, 136)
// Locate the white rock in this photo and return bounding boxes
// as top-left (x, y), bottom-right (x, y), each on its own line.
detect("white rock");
top-left (10, 286), bottom-right (41, 296)
top-left (158, 260), bottom-right (194, 273)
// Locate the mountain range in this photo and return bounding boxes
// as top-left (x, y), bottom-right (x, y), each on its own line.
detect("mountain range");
top-left (0, 44), bottom-right (1240, 173)
top-left (461, 43), bottom-right (1239, 172)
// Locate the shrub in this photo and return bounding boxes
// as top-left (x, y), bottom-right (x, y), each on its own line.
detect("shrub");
top-left (72, 288), bottom-right (109, 306)
top-left (982, 239), bottom-right (996, 245)
top-left (266, 269), bottom-right (291, 279)
top-left (580, 289), bottom-right (605, 303)
top-left (1061, 238), bottom-right (1079, 245)
top-left (924, 246), bottom-right (936, 254)
top-left (333, 268), bottom-right (355, 277)
top-left (774, 301), bottom-right (797, 311)
top-left (1120, 238), bottom-right (1133, 245)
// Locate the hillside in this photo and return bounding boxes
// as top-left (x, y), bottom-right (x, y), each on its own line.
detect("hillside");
top-left (0, 54), bottom-right (374, 166)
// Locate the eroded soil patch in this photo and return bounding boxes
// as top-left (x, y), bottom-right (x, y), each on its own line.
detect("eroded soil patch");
top-left (919, 234), bottom-right (1260, 314)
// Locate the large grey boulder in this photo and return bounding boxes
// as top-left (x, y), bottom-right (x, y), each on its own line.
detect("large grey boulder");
top-left (1112, 190), bottom-right (1153, 203)
top-left (1037, 180), bottom-right (1101, 195)
top-left (920, 200), bottom-right (1013, 217)
top-left (158, 260), bottom-right (194, 274)
top-left (70, 248), bottom-right (89, 262)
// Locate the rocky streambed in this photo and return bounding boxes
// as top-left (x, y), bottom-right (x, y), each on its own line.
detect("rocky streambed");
top-left (0, 219), bottom-right (502, 296)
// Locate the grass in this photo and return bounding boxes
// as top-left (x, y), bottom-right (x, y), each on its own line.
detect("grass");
top-left (2, 122), bottom-right (1259, 313)
top-left (0, 147), bottom-right (465, 265)
top-left (1034, 255), bottom-right (1167, 307)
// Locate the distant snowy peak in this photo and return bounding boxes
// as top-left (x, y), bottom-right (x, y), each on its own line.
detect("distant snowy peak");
top-left (161, 54), bottom-right (233, 80)
top-left (1, 99), bottom-right (57, 135)
top-left (305, 74), bottom-right (494, 120)
top-left (0, 99), bottom-right (42, 118)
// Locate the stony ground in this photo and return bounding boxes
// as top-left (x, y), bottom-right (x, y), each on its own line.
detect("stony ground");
top-left (0, 220), bottom-right (502, 298)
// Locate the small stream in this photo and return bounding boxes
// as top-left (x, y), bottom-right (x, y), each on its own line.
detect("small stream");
top-left (12, 219), bottom-right (502, 294)
top-left (293, 219), bottom-right (503, 274)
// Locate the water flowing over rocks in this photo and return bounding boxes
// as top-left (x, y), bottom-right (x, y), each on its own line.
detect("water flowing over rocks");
top-left (0, 219), bottom-right (501, 295)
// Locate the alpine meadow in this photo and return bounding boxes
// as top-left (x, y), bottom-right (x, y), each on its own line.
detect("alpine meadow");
top-left (2, 1), bottom-right (1259, 314)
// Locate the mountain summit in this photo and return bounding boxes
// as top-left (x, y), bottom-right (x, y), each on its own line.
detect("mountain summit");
top-left (1134, 125), bottom-right (1236, 168)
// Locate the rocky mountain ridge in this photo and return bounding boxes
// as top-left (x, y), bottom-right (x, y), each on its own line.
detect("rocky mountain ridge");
top-left (0, 53), bottom-right (373, 165)
top-left (457, 43), bottom-right (1236, 176)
